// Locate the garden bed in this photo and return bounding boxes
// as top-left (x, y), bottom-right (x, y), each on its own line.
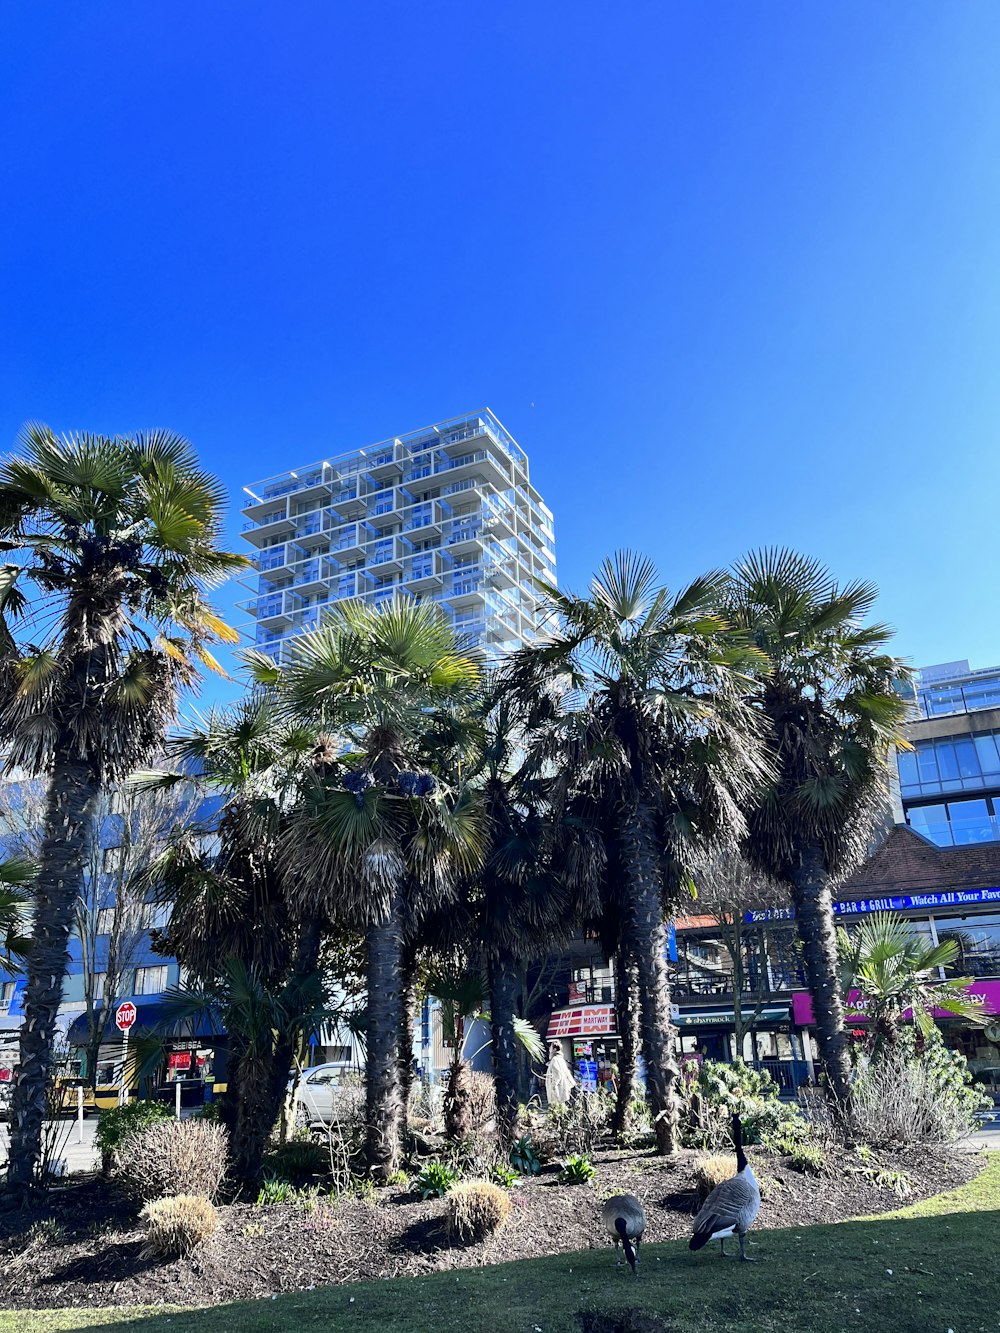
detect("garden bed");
top-left (0, 1142), bottom-right (984, 1313)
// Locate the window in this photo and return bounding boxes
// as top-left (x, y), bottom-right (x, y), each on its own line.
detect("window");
top-left (134, 965), bottom-right (168, 996)
top-left (934, 913), bottom-right (1000, 977)
top-left (0, 980), bottom-right (15, 1011)
top-left (101, 846), bottom-right (120, 873)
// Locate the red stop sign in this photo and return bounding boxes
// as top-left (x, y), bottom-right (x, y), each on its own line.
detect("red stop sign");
top-left (115, 1001), bottom-right (137, 1032)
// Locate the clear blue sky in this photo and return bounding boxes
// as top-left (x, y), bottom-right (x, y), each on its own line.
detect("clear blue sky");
top-left (3, 3), bottom-right (1000, 706)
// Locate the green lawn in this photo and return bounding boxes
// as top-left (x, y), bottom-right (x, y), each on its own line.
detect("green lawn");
top-left (3, 1154), bottom-right (998, 1333)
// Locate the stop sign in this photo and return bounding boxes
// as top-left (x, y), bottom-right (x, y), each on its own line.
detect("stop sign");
top-left (115, 1001), bottom-right (137, 1032)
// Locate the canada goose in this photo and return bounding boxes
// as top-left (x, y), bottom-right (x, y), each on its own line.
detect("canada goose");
top-left (689, 1114), bottom-right (761, 1262)
top-left (601, 1193), bottom-right (646, 1276)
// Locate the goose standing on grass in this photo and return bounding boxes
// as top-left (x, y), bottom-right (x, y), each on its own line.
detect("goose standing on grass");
top-left (689, 1114), bottom-right (761, 1262)
top-left (601, 1193), bottom-right (646, 1276)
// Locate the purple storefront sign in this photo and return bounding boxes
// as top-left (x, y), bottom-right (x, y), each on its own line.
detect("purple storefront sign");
top-left (791, 978), bottom-right (1000, 1027)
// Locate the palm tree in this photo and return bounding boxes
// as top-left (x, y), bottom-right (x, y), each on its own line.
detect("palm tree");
top-left (505, 553), bottom-right (767, 1153)
top-left (139, 695), bottom-right (338, 1183)
top-left (474, 683), bottom-right (577, 1142)
top-left (727, 549), bottom-right (910, 1111)
top-left (260, 597), bottom-right (486, 1179)
top-left (837, 912), bottom-right (987, 1054)
top-left (0, 425), bottom-right (243, 1192)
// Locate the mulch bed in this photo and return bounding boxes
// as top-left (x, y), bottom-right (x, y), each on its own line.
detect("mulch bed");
top-left (0, 1142), bottom-right (983, 1313)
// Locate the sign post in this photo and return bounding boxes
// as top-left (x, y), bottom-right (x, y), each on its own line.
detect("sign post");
top-left (115, 1002), bottom-right (137, 1105)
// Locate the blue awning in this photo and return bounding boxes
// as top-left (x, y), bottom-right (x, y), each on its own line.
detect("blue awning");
top-left (65, 1001), bottom-right (225, 1047)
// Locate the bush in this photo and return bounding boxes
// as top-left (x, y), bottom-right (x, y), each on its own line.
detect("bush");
top-left (692, 1153), bottom-right (736, 1202)
top-left (785, 1141), bottom-right (826, 1175)
top-left (509, 1136), bottom-right (541, 1176)
top-left (558, 1153), bottom-right (596, 1185)
top-left (113, 1119), bottom-right (228, 1203)
top-left (686, 1059), bottom-right (812, 1152)
top-left (849, 1028), bottom-right (992, 1146)
top-left (490, 1163), bottom-right (519, 1188)
top-left (467, 1071), bottom-right (497, 1131)
top-left (261, 1138), bottom-right (328, 1186)
top-left (416, 1160), bottom-right (460, 1199)
top-left (95, 1100), bottom-right (171, 1170)
top-left (141, 1194), bottom-right (218, 1257)
top-left (535, 1091), bottom-right (612, 1157)
top-left (446, 1178), bottom-right (512, 1240)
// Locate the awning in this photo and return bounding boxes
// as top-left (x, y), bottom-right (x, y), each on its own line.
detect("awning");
top-left (673, 1005), bottom-right (790, 1029)
top-left (65, 1001), bottom-right (225, 1048)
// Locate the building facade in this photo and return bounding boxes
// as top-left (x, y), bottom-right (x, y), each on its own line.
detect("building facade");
top-left (238, 409), bottom-right (556, 665)
top-left (896, 660), bottom-right (1000, 849)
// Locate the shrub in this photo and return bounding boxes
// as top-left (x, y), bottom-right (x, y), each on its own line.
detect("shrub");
top-left (446, 1178), bottom-right (512, 1240)
top-left (785, 1141), bottom-right (826, 1175)
top-left (849, 1028), bottom-right (992, 1146)
top-left (95, 1100), bottom-right (171, 1170)
top-left (558, 1153), bottom-right (596, 1185)
top-left (509, 1136), bottom-right (541, 1176)
top-left (261, 1139), bottom-right (328, 1186)
top-left (467, 1071), bottom-right (498, 1131)
top-left (141, 1194), bottom-right (218, 1257)
top-left (113, 1119), bottom-right (228, 1203)
top-left (416, 1160), bottom-right (461, 1199)
top-left (535, 1090), bottom-right (612, 1157)
top-left (385, 1169), bottom-right (410, 1189)
top-left (692, 1153), bottom-right (736, 1202)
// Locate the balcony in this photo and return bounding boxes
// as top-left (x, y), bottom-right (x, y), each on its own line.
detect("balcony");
top-left (255, 544), bottom-right (301, 577)
top-left (328, 490), bottom-right (366, 521)
top-left (241, 510), bottom-right (296, 548)
top-left (669, 967), bottom-right (805, 1001)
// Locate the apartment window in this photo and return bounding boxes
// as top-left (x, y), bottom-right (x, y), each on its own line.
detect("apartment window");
top-left (134, 965), bottom-right (168, 996)
top-left (934, 914), bottom-right (1000, 978)
top-left (0, 980), bottom-right (15, 1011)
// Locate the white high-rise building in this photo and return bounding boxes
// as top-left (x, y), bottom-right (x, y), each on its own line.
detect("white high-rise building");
top-left (238, 409), bottom-right (556, 663)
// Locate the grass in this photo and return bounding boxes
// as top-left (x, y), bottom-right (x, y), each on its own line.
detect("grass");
top-left (2, 1153), bottom-right (997, 1333)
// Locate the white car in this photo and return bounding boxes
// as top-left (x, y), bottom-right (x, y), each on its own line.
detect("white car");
top-left (291, 1062), bottom-right (362, 1127)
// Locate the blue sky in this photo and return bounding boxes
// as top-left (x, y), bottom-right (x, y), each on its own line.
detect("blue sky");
top-left (2, 3), bottom-right (999, 707)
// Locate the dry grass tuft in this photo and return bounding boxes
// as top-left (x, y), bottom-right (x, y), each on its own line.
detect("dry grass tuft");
top-left (692, 1154), bottom-right (736, 1202)
top-left (446, 1177), bottom-right (512, 1241)
top-left (141, 1194), bottom-right (218, 1257)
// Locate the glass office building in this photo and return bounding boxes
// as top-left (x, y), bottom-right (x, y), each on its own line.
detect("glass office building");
top-left (899, 659), bottom-right (1000, 847)
top-left (238, 409), bottom-right (556, 664)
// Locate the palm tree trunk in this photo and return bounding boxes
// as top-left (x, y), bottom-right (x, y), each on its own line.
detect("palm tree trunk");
top-left (790, 843), bottom-right (852, 1113)
top-left (229, 913), bottom-right (325, 1185)
top-left (489, 948), bottom-right (522, 1144)
top-left (398, 942), bottom-right (417, 1137)
top-left (6, 755), bottom-right (102, 1193)
top-left (365, 883), bottom-right (404, 1181)
top-left (611, 948), bottom-right (639, 1136)
top-left (620, 801), bottom-right (679, 1155)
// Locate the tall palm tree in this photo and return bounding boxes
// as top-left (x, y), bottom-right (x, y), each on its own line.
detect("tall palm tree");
top-left (727, 549), bottom-right (909, 1111)
top-left (505, 553), bottom-right (767, 1153)
top-left (837, 912), bottom-right (986, 1054)
top-left (139, 695), bottom-right (336, 1183)
top-left (259, 597), bottom-right (486, 1179)
top-left (0, 425), bottom-right (243, 1191)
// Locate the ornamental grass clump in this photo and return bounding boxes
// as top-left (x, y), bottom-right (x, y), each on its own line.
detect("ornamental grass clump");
top-left (446, 1178), bottom-right (512, 1241)
top-left (692, 1153), bottom-right (736, 1203)
top-left (113, 1119), bottom-right (228, 1203)
top-left (141, 1194), bottom-right (218, 1257)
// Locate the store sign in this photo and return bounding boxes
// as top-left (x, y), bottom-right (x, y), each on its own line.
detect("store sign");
top-left (792, 979), bottom-right (1000, 1026)
top-left (547, 1005), bottom-right (616, 1038)
top-left (578, 1059), bottom-right (598, 1092)
top-left (745, 886), bottom-right (1000, 924)
top-left (673, 1005), bottom-right (790, 1029)
top-left (168, 1051), bottom-right (192, 1072)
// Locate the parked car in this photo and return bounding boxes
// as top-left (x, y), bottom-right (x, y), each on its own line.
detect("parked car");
top-left (289, 1062), bottom-right (362, 1127)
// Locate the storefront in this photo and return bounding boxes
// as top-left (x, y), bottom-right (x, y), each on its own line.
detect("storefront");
top-left (546, 1003), bottom-right (618, 1090)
